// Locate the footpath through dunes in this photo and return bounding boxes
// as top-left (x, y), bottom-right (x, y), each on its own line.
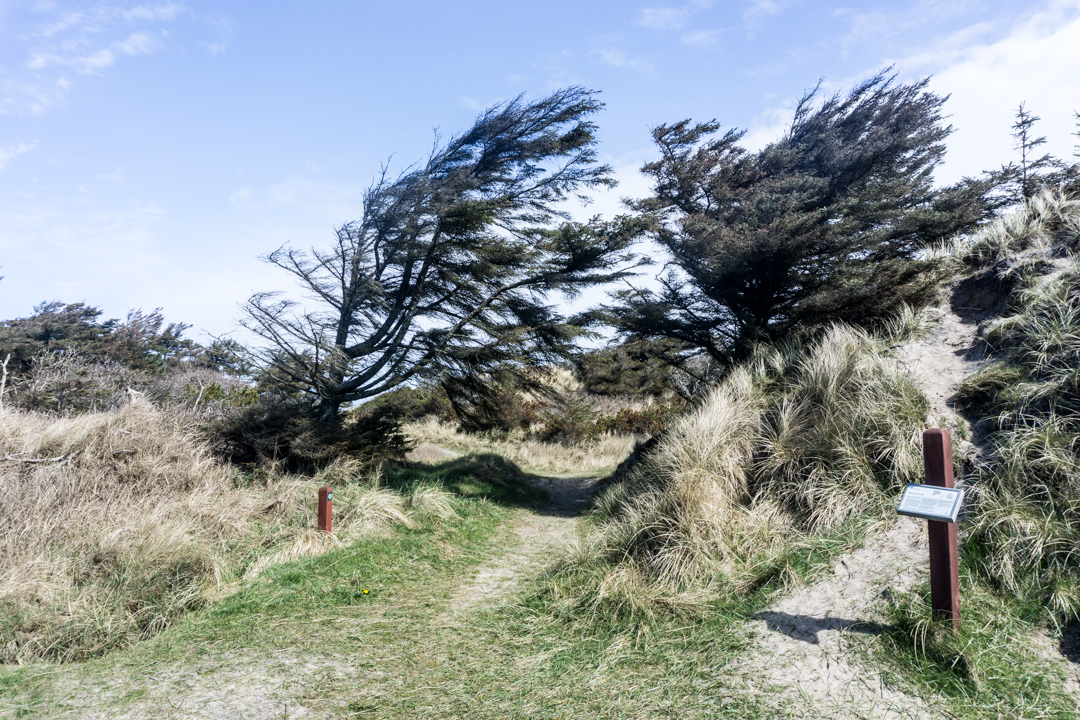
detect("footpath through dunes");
top-left (409, 437), bottom-right (603, 612)
top-left (724, 290), bottom-right (988, 720)
top-left (445, 472), bottom-right (601, 612)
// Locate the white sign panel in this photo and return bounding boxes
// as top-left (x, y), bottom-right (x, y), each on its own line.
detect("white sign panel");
top-left (897, 483), bottom-right (964, 523)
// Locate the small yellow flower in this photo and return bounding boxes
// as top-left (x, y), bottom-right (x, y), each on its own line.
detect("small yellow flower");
top-left (362, 588), bottom-right (369, 594)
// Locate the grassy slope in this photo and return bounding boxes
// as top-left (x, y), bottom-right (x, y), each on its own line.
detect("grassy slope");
top-left (868, 191), bottom-right (1080, 718)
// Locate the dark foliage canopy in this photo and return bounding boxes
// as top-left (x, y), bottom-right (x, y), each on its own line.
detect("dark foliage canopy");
top-left (611, 72), bottom-right (999, 365)
top-left (0, 302), bottom-right (201, 374)
top-left (244, 87), bottom-right (640, 424)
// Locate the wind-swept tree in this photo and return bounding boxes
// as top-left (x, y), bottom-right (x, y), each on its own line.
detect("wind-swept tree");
top-left (610, 71), bottom-right (997, 365)
top-left (1010, 102), bottom-right (1057, 201)
top-left (244, 88), bottom-right (639, 424)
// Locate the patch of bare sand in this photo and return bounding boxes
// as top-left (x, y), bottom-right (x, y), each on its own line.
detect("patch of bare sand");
top-left (723, 295), bottom-right (976, 718)
top-left (730, 517), bottom-right (943, 719)
top-left (42, 652), bottom-right (338, 720)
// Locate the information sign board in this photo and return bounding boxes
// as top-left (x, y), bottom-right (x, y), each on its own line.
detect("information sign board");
top-left (897, 483), bottom-right (964, 523)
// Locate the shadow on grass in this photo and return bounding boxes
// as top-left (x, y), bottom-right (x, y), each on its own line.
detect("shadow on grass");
top-left (753, 610), bottom-right (888, 644)
top-left (387, 453), bottom-right (550, 509)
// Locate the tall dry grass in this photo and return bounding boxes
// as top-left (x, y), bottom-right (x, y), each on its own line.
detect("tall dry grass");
top-left (956, 193), bottom-right (1080, 624)
top-left (555, 325), bottom-right (928, 617)
top-left (960, 189), bottom-right (1080, 270)
top-left (0, 399), bottom-right (418, 664)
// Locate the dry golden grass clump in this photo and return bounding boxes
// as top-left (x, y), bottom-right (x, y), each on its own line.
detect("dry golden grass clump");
top-left (959, 189), bottom-right (1080, 269)
top-left (557, 325), bottom-right (928, 617)
top-left (0, 400), bottom-right (416, 664)
top-left (403, 416), bottom-right (636, 476)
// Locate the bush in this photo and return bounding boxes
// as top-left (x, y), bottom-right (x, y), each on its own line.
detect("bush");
top-left (353, 385), bottom-right (454, 423)
top-left (4, 351), bottom-right (138, 415)
top-left (595, 406), bottom-right (675, 436)
top-left (208, 394), bottom-right (409, 473)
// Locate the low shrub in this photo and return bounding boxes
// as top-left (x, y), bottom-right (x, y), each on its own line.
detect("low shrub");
top-left (595, 406), bottom-right (676, 436)
top-left (207, 394), bottom-right (409, 473)
top-left (353, 385), bottom-right (454, 424)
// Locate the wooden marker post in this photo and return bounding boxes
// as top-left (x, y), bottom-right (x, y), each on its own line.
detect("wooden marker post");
top-left (922, 428), bottom-right (961, 633)
top-left (318, 486), bottom-right (333, 533)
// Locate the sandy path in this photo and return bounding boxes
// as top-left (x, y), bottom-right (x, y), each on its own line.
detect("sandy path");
top-left (729, 294), bottom-right (988, 719)
top-left (447, 473), bottom-right (599, 611)
top-left (731, 517), bottom-right (939, 719)
top-left (731, 283), bottom-right (1080, 715)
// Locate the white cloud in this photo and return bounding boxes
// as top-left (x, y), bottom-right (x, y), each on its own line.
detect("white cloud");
top-left (121, 3), bottom-right (184, 22)
top-left (743, 0), bottom-right (799, 34)
top-left (741, 104), bottom-right (793, 150)
top-left (834, 0), bottom-right (985, 56)
top-left (902, 1), bottom-right (1080, 182)
top-left (0, 142), bottom-right (36, 171)
top-left (114, 31), bottom-right (157, 56)
top-left (681, 28), bottom-right (723, 50)
top-left (0, 77), bottom-right (69, 115)
top-left (230, 171), bottom-right (368, 224)
top-left (0, 196), bottom-right (277, 338)
top-left (588, 48), bottom-right (656, 74)
top-left (566, 152), bottom-right (655, 224)
top-left (3, 4), bottom-right (181, 112)
top-left (25, 30), bottom-right (159, 74)
top-left (96, 168), bottom-right (126, 181)
top-left (639, 7), bottom-right (689, 31)
top-left (458, 96), bottom-right (489, 112)
top-left (200, 13), bottom-right (233, 56)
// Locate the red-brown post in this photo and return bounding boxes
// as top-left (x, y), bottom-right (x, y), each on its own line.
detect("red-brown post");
top-left (318, 486), bottom-right (333, 533)
top-left (922, 428), bottom-right (960, 633)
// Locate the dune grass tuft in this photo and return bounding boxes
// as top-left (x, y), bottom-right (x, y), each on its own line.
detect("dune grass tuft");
top-left (956, 195), bottom-right (1080, 624)
top-left (551, 324), bottom-right (928, 617)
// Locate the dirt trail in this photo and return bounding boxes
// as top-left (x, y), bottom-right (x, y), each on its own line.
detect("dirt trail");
top-left (406, 439), bottom-right (599, 612)
top-left (732, 284), bottom-right (1080, 714)
top-left (732, 517), bottom-right (936, 718)
top-left (446, 472), bottom-right (599, 611)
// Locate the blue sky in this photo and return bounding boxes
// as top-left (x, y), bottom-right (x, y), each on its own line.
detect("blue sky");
top-left (2, 0), bottom-right (1079, 341)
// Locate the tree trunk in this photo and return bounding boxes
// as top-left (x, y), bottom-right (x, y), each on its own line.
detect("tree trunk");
top-left (316, 396), bottom-right (340, 426)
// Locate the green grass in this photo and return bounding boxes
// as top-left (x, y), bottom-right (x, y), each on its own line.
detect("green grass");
top-left (3, 454), bottom-right (1076, 719)
top-left (871, 560), bottom-right (1078, 719)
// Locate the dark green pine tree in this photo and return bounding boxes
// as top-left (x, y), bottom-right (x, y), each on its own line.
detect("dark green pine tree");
top-left (243, 87), bottom-right (641, 425)
top-left (610, 71), bottom-right (998, 365)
